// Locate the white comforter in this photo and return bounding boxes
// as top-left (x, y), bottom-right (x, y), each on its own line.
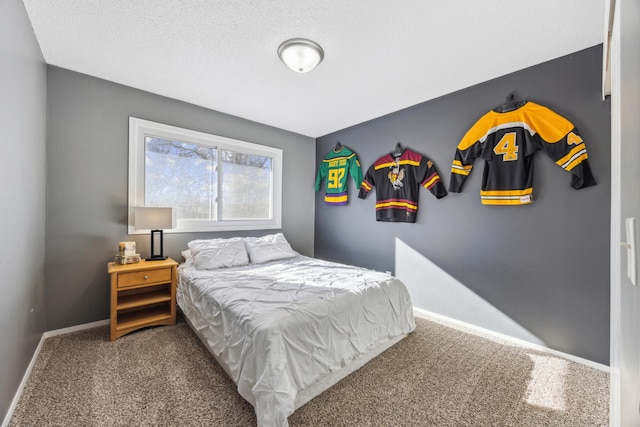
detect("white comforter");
top-left (177, 255), bottom-right (415, 427)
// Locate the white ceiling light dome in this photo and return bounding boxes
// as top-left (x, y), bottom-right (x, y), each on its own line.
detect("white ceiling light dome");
top-left (277, 38), bottom-right (324, 73)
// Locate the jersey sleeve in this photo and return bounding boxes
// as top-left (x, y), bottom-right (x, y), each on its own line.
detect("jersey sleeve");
top-left (449, 138), bottom-right (482, 193)
top-left (419, 157), bottom-right (447, 199)
top-left (314, 160), bottom-right (328, 192)
top-left (349, 155), bottom-right (363, 189)
top-left (537, 127), bottom-right (596, 190)
top-left (525, 104), bottom-right (596, 190)
top-left (449, 110), bottom-right (499, 193)
top-left (358, 164), bottom-right (375, 199)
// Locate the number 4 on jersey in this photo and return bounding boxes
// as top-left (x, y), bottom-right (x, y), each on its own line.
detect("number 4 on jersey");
top-left (567, 132), bottom-right (583, 145)
top-left (493, 132), bottom-right (518, 161)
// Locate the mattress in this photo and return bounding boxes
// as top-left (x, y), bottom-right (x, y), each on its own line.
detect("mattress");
top-left (177, 255), bottom-right (416, 427)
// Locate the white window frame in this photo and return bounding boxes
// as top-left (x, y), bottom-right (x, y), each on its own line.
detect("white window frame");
top-left (128, 117), bottom-right (282, 234)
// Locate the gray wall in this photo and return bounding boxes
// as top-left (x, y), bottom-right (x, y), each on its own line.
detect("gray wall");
top-left (0, 0), bottom-right (47, 422)
top-left (315, 46), bottom-right (610, 365)
top-left (46, 66), bottom-right (315, 331)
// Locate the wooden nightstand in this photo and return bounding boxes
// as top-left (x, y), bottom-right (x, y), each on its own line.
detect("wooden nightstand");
top-left (107, 258), bottom-right (178, 341)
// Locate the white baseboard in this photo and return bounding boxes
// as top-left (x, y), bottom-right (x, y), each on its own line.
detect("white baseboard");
top-left (42, 319), bottom-right (109, 339)
top-left (1, 319), bottom-right (109, 427)
top-left (1, 333), bottom-right (46, 427)
top-left (413, 307), bottom-right (609, 373)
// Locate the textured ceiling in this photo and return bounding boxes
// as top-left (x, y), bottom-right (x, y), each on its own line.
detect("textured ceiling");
top-left (23, 1), bottom-right (605, 138)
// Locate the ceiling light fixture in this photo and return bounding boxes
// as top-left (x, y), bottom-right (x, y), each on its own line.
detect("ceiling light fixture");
top-left (277, 38), bottom-right (324, 73)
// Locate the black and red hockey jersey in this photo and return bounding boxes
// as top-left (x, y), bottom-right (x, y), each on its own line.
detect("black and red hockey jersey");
top-left (449, 101), bottom-right (596, 205)
top-left (358, 148), bottom-right (447, 223)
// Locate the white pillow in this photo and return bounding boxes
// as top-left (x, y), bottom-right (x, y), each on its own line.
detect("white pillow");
top-left (244, 233), bottom-right (297, 264)
top-left (181, 249), bottom-right (192, 264)
top-left (187, 238), bottom-right (249, 270)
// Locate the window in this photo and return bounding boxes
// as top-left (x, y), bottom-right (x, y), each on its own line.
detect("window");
top-left (128, 117), bottom-right (282, 233)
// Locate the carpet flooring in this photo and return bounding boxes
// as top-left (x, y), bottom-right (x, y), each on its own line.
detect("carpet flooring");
top-left (9, 316), bottom-right (609, 426)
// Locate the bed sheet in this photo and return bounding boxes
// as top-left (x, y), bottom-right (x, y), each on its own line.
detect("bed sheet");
top-left (177, 255), bottom-right (415, 427)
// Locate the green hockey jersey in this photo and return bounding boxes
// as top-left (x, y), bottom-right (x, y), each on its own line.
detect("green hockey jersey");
top-left (315, 146), bottom-right (363, 206)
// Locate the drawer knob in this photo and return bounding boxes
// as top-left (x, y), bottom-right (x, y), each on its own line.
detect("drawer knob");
top-left (144, 275), bottom-right (149, 279)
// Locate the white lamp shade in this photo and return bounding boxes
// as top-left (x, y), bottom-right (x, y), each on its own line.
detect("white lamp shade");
top-left (278, 38), bottom-right (324, 73)
top-left (134, 207), bottom-right (176, 230)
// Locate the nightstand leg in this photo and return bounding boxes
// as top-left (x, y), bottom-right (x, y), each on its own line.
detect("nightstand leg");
top-left (110, 274), bottom-right (118, 341)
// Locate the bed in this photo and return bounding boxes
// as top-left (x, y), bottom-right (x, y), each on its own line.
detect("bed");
top-left (176, 233), bottom-right (416, 427)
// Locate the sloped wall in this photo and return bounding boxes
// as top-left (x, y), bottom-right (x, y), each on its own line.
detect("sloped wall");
top-left (315, 46), bottom-right (610, 365)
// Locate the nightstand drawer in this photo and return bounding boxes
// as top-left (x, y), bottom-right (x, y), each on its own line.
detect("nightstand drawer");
top-left (118, 267), bottom-right (172, 288)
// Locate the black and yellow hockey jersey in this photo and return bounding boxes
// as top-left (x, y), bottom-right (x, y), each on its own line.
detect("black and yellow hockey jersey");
top-left (359, 148), bottom-right (447, 222)
top-left (449, 101), bottom-right (596, 205)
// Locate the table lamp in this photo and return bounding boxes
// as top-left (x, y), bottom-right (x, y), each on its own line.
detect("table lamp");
top-left (134, 207), bottom-right (176, 261)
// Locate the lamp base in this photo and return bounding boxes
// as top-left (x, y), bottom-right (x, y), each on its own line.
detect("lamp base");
top-left (147, 229), bottom-right (167, 261)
